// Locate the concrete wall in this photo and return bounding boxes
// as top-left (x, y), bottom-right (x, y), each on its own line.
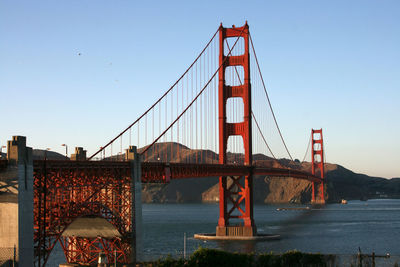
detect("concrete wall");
top-left (0, 202), bottom-right (18, 248)
top-left (0, 167), bottom-right (19, 263)
top-left (127, 146), bottom-right (143, 263)
top-left (17, 155), bottom-right (34, 266)
top-left (0, 136), bottom-right (34, 266)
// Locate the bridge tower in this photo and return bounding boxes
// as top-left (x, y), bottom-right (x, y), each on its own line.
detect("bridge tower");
top-left (216, 22), bottom-right (256, 237)
top-left (311, 129), bottom-right (325, 204)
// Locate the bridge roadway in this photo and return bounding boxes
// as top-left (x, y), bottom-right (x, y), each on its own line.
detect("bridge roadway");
top-left (33, 160), bottom-right (322, 183)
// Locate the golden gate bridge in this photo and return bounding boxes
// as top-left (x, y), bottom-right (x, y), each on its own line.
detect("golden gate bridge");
top-left (0, 22), bottom-right (326, 266)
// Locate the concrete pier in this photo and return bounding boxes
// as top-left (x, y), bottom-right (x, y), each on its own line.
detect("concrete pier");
top-left (0, 136), bottom-right (34, 266)
top-left (70, 147), bottom-right (87, 161)
top-left (126, 146), bottom-right (143, 263)
top-left (194, 233), bottom-right (280, 241)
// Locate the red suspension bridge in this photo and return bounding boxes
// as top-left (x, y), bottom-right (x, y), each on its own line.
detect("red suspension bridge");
top-left (3, 22), bottom-right (327, 266)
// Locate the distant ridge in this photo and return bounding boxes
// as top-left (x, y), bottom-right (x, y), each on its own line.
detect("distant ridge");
top-left (2, 143), bottom-right (399, 203)
top-left (1, 150), bottom-right (67, 160)
top-left (137, 142), bottom-right (400, 204)
top-left (33, 149), bottom-right (68, 160)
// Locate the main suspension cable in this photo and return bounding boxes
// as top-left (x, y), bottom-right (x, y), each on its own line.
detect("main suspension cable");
top-left (249, 33), bottom-right (293, 161)
top-left (251, 112), bottom-right (276, 159)
top-left (225, 39), bottom-right (277, 160)
top-left (301, 132), bottom-right (312, 163)
top-left (89, 28), bottom-right (220, 160)
top-left (141, 27), bottom-right (246, 155)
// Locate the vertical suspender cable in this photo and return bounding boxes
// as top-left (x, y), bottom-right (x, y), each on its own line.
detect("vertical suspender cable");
top-left (249, 34), bottom-right (293, 161)
top-left (140, 28), bottom-right (246, 156)
top-left (89, 28), bottom-right (219, 160)
top-left (301, 132), bottom-right (312, 163)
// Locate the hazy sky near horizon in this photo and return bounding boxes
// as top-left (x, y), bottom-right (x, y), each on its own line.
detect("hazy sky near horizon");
top-left (0, 1), bottom-right (399, 178)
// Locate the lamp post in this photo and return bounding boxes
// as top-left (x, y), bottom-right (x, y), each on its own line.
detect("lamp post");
top-left (61, 144), bottom-right (68, 159)
top-left (44, 148), bottom-right (51, 160)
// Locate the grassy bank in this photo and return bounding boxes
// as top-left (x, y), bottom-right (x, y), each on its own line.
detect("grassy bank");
top-left (141, 248), bottom-right (332, 267)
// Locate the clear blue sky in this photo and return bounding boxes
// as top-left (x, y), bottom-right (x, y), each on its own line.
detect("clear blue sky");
top-left (1, 1), bottom-right (399, 178)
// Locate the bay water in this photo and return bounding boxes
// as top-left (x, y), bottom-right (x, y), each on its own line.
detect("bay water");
top-left (48, 199), bottom-right (400, 266)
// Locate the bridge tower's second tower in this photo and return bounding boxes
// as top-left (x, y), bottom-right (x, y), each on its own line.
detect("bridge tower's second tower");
top-left (217, 22), bottom-right (256, 237)
top-left (311, 129), bottom-right (325, 204)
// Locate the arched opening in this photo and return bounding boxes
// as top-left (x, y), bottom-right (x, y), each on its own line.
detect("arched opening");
top-left (62, 217), bottom-right (121, 239)
top-left (60, 216), bottom-right (127, 264)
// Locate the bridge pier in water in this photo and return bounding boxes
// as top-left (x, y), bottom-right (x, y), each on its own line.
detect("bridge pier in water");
top-left (216, 22), bottom-right (257, 237)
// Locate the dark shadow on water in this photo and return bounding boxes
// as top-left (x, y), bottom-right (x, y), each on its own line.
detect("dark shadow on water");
top-left (273, 205), bottom-right (325, 238)
top-left (211, 205), bottom-right (325, 254)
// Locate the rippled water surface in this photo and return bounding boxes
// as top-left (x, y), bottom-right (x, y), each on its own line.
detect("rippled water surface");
top-left (48, 199), bottom-right (400, 266)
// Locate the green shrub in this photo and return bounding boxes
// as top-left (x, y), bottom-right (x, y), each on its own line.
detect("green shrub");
top-left (150, 248), bottom-right (331, 267)
top-left (257, 252), bottom-right (282, 267)
top-left (258, 250), bottom-right (326, 267)
top-left (154, 254), bottom-right (185, 267)
top-left (188, 247), bottom-right (253, 267)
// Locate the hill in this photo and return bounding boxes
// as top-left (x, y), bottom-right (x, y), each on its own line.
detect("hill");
top-left (139, 142), bottom-right (400, 204)
top-left (33, 149), bottom-right (68, 160)
top-left (1, 150), bottom-right (67, 160)
top-left (3, 143), bottom-right (398, 203)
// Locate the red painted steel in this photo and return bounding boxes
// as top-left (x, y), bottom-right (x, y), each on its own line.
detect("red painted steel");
top-left (30, 23), bottom-right (329, 264)
top-left (311, 129), bottom-right (325, 203)
top-left (60, 237), bottom-right (129, 265)
top-left (32, 160), bottom-right (322, 265)
top-left (141, 162), bottom-right (323, 183)
top-left (33, 160), bottom-right (132, 266)
top-left (218, 22), bottom-right (255, 230)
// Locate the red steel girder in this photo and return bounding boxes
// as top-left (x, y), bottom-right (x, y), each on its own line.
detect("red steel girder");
top-left (141, 162), bottom-right (322, 183)
top-left (32, 159), bottom-right (321, 265)
top-left (33, 160), bottom-right (322, 184)
top-left (33, 160), bottom-right (133, 266)
top-left (60, 236), bottom-right (130, 264)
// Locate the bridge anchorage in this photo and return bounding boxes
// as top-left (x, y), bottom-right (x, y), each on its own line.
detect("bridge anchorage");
top-left (0, 22), bottom-right (326, 266)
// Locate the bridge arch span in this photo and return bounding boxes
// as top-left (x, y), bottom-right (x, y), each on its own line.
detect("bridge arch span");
top-left (33, 160), bottom-right (134, 265)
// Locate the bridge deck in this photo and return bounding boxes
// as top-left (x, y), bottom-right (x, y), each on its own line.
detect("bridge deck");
top-left (32, 160), bottom-right (322, 183)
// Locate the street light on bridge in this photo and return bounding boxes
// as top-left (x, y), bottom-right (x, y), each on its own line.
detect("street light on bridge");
top-left (99, 147), bottom-right (103, 160)
top-left (44, 148), bottom-right (51, 160)
top-left (61, 144), bottom-right (68, 160)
